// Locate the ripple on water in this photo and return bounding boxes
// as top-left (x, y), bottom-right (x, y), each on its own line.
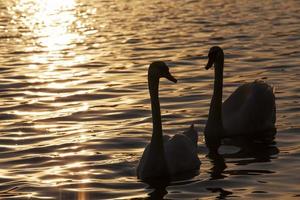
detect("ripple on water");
top-left (0, 0), bottom-right (300, 199)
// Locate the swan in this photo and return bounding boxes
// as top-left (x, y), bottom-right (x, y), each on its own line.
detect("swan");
top-left (204, 46), bottom-right (276, 150)
top-left (137, 61), bottom-right (200, 180)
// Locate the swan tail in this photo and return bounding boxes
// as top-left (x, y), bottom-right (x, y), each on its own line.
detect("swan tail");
top-left (182, 124), bottom-right (198, 147)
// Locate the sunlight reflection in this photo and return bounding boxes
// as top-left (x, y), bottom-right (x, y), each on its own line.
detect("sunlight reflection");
top-left (6, 0), bottom-right (101, 133)
top-left (66, 162), bottom-right (83, 169)
top-left (8, 0), bottom-right (95, 124)
top-left (13, 0), bottom-right (90, 76)
top-left (58, 150), bottom-right (93, 158)
top-left (17, 0), bottom-right (83, 51)
top-left (78, 189), bottom-right (87, 200)
top-left (12, 102), bottom-right (89, 121)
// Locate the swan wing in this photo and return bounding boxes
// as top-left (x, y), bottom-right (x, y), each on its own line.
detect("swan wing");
top-left (222, 81), bottom-right (276, 137)
top-left (165, 134), bottom-right (200, 175)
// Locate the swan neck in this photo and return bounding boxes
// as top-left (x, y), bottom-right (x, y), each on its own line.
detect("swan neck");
top-left (148, 74), bottom-right (164, 148)
top-left (207, 57), bottom-right (224, 130)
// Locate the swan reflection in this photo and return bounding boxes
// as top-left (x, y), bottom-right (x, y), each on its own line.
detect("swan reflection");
top-left (144, 178), bottom-right (169, 200)
top-left (208, 142), bottom-right (279, 179)
top-left (142, 175), bottom-right (199, 200)
top-left (206, 187), bottom-right (233, 199)
top-left (206, 142), bottom-right (279, 198)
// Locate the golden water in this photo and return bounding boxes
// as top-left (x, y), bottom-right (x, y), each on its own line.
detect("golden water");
top-left (0, 0), bottom-right (299, 199)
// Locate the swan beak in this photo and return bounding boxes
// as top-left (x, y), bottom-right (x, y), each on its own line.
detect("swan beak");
top-left (205, 59), bottom-right (214, 70)
top-left (165, 73), bottom-right (177, 83)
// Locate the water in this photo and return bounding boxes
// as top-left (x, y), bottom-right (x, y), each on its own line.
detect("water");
top-left (0, 0), bottom-right (299, 199)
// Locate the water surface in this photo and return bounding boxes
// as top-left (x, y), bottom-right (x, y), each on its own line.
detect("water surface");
top-left (0, 0), bottom-right (300, 199)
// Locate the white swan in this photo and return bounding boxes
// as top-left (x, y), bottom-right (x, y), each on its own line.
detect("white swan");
top-left (204, 46), bottom-right (276, 149)
top-left (137, 61), bottom-right (200, 180)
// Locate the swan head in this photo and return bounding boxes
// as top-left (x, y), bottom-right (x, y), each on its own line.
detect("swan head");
top-left (205, 46), bottom-right (224, 70)
top-left (149, 61), bottom-right (177, 83)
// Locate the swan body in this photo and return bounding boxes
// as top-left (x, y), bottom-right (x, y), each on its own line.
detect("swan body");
top-left (137, 125), bottom-right (199, 179)
top-left (137, 61), bottom-right (200, 180)
top-left (204, 46), bottom-right (276, 149)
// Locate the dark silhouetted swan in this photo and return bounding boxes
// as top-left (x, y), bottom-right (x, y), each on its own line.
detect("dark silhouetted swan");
top-left (204, 46), bottom-right (276, 151)
top-left (137, 61), bottom-right (200, 180)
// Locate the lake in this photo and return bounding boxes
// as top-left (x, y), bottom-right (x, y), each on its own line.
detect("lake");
top-left (0, 0), bottom-right (299, 199)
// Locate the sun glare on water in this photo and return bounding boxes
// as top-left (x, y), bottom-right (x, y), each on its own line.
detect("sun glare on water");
top-left (8, 0), bottom-right (92, 114)
top-left (10, 0), bottom-right (88, 82)
top-left (15, 0), bottom-right (85, 58)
